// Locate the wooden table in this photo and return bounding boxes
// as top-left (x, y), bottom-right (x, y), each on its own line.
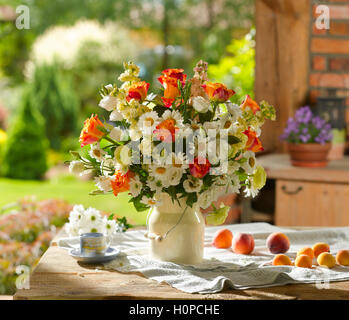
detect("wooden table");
top-left (14, 228), bottom-right (349, 300)
top-left (258, 154), bottom-right (349, 227)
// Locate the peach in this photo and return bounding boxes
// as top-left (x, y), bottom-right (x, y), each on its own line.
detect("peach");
top-left (336, 250), bottom-right (349, 266)
top-left (297, 247), bottom-right (315, 260)
top-left (272, 254), bottom-right (292, 266)
top-left (232, 233), bottom-right (255, 255)
top-left (212, 229), bottom-right (233, 249)
top-left (317, 252), bottom-right (336, 268)
top-left (312, 242), bottom-right (330, 258)
top-left (266, 232), bottom-right (290, 254)
top-left (295, 254), bottom-right (312, 268)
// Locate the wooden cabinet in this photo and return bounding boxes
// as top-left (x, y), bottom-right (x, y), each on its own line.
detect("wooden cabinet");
top-left (276, 180), bottom-right (349, 226)
top-left (258, 154), bottom-right (349, 227)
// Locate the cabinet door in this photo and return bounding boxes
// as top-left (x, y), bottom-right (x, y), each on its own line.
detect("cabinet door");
top-left (276, 180), bottom-right (349, 226)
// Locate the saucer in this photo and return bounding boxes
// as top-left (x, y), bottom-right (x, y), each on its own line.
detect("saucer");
top-left (69, 247), bottom-right (120, 263)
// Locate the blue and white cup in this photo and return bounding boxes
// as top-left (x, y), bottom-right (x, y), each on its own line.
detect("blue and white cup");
top-left (80, 233), bottom-right (109, 257)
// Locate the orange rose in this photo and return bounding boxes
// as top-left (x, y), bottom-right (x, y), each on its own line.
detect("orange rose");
top-left (158, 68), bottom-right (187, 108)
top-left (79, 115), bottom-right (105, 147)
top-left (240, 95), bottom-right (260, 114)
top-left (202, 82), bottom-right (235, 102)
top-left (111, 170), bottom-right (132, 196)
top-left (126, 81), bottom-right (150, 102)
top-left (243, 128), bottom-right (264, 153)
top-left (162, 68), bottom-right (186, 85)
top-left (153, 119), bottom-right (178, 143)
top-left (189, 157), bottom-right (211, 178)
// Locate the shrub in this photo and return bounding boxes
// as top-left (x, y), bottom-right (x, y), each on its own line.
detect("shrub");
top-left (2, 88), bottom-right (48, 180)
top-left (29, 63), bottom-right (79, 150)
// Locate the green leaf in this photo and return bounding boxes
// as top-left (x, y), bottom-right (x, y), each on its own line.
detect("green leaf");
top-left (70, 150), bottom-right (81, 159)
top-left (89, 190), bottom-right (106, 196)
top-left (108, 213), bottom-right (114, 220)
top-left (206, 206), bottom-right (229, 226)
top-left (228, 135), bottom-right (241, 144)
top-left (186, 192), bottom-right (198, 208)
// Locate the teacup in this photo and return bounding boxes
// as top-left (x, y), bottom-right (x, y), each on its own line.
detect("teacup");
top-left (80, 233), bottom-right (109, 257)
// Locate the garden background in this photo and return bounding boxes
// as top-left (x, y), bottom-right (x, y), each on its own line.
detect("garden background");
top-left (0, 0), bottom-right (254, 294)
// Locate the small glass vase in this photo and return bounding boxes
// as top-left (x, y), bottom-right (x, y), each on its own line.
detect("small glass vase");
top-left (146, 193), bottom-right (205, 265)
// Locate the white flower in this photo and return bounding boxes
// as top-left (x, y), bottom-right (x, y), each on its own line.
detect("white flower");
top-left (140, 196), bottom-right (160, 207)
top-left (230, 173), bottom-right (241, 193)
top-left (161, 109), bottom-right (183, 127)
top-left (89, 143), bottom-right (106, 161)
top-left (140, 138), bottom-right (153, 157)
top-left (69, 161), bottom-right (85, 175)
top-left (183, 175), bottom-right (202, 193)
top-left (110, 109), bottom-right (124, 121)
top-left (226, 101), bottom-right (242, 122)
top-left (148, 164), bottom-right (170, 184)
top-left (169, 152), bottom-right (188, 170)
top-left (103, 217), bottom-right (117, 235)
top-left (109, 127), bottom-right (127, 142)
top-left (241, 151), bottom-right (257, 174)
top-left (244, 182), bottom-right (259, 198)
top-left (167, 167), bottom-right (183, 186)
top-left (129, 175), bottom-right (143, 197)
top-left (65, 222), bottom-right (79, 237)
top-left (128, 128), bottom-right (143, 141)
top-left (138, 111), bottom-right (159, 133)
top-left (100, 157), bottom-right (115, 174)
top-left (69, 204), bottom-right (86, 223)
top-left (198, 190), bottom-right (213, 209)
top-left (94, 175), bottom-right (114, 192)
top-left (219, 113), bottom-right (235, 131)
top-left (192, 96), bottom-right (210, 113)
top-left (227, 160), bottom-right (240, 175)
top-left (99, 95), bottom-right (117, 111)
top-left (147, 176), bottom-right (165, 193)
top-left (114, 144), bottom-right (132, 167)
top-left (84, 207), bottom-right (103, 224)
top-left (203, 121), bottom-right (220, 133)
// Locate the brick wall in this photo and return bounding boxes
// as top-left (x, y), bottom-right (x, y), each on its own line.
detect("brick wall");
top-left (310, 0), bottom-right (349, 127)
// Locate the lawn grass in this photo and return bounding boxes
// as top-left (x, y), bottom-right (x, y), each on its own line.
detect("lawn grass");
top-left (0, 175), bottom-right (147, 225)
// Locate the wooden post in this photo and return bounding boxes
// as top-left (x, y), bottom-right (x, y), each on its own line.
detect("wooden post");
top-left (255, 0), bottom-right (311, 152)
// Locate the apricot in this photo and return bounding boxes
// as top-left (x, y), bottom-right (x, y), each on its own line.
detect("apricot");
top-left (272, 254), bottom-right (292, 266)
top-left (232, 233), bottom-right (255, 255)
top-left (312, 242), bottom-right (330, 258)
top-left (212, 229), bottom-right (233, 249)
top-left (297, 247), bottom-right (314, 260)
top-left (295, 254), bottom-right (312, 268)
top-left (336, 250), bottom-right (349, 266)
top-left (266, 232), bottom-right (290, 254)
top-left (317, 252), bottom-right (336, 268)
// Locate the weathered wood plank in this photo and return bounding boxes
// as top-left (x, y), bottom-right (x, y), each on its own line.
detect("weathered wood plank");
top-left (14, 242), bottom-right (349, 300)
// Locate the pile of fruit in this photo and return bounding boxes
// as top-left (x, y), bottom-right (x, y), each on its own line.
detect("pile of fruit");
top-left (212, 229), bottom-right (349, 268)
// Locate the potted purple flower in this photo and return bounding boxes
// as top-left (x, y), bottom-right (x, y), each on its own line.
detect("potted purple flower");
top-left (280, 106), bottom-right (332, 167)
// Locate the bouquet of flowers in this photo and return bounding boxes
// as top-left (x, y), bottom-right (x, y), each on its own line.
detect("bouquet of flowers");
top-left (280, 106), bottom-right (332, 144)
top-left (69, 61), bottom-right (275, 223)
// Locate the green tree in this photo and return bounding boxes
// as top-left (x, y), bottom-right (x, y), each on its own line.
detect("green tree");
top-left (30, 63), bottom-right (79, 149)
top-left (2, 87), bottom-right (48, 180)
top-left (209, 29), bottom-right (255, 103)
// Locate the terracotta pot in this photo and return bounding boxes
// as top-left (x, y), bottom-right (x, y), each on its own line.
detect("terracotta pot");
top-left (287, 143), bottom-right (331, 168)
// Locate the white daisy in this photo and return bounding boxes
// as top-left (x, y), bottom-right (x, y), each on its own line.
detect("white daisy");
top-left (138, 111), bottom-right (159, 134)
top-left (110, 109), bottom-right (124, 121)
top-left (84, 207), bottom-right (103, 224)
top-left (89, 143), bottom-right (107, 161)
top-left (68, 205), bottom-right (85, 223)
top-left (148, 164), bottom-right (170, 185)
top-left (103, 217), bottom-right (117, 236)
top-left (140, 196), bottom-right (160, 208)
top-left (183, 175), bottom-right (202, 193)
top-left (241, 151), bottom-right (257, 174)
top-left (129, 175), bottom-right (143, 197)
top-left (94, 175), bottom-right (114, 192)
top-left (227, 160), bottom-right (240, 175)
top-left (147, 176), bottom-right (165, 193)
top-left (161, 109), bottom-right (183, 127)
top-left (65, 222), bottom-right (79, 237)
top-left (169, 152), bottom-right (188, 170)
